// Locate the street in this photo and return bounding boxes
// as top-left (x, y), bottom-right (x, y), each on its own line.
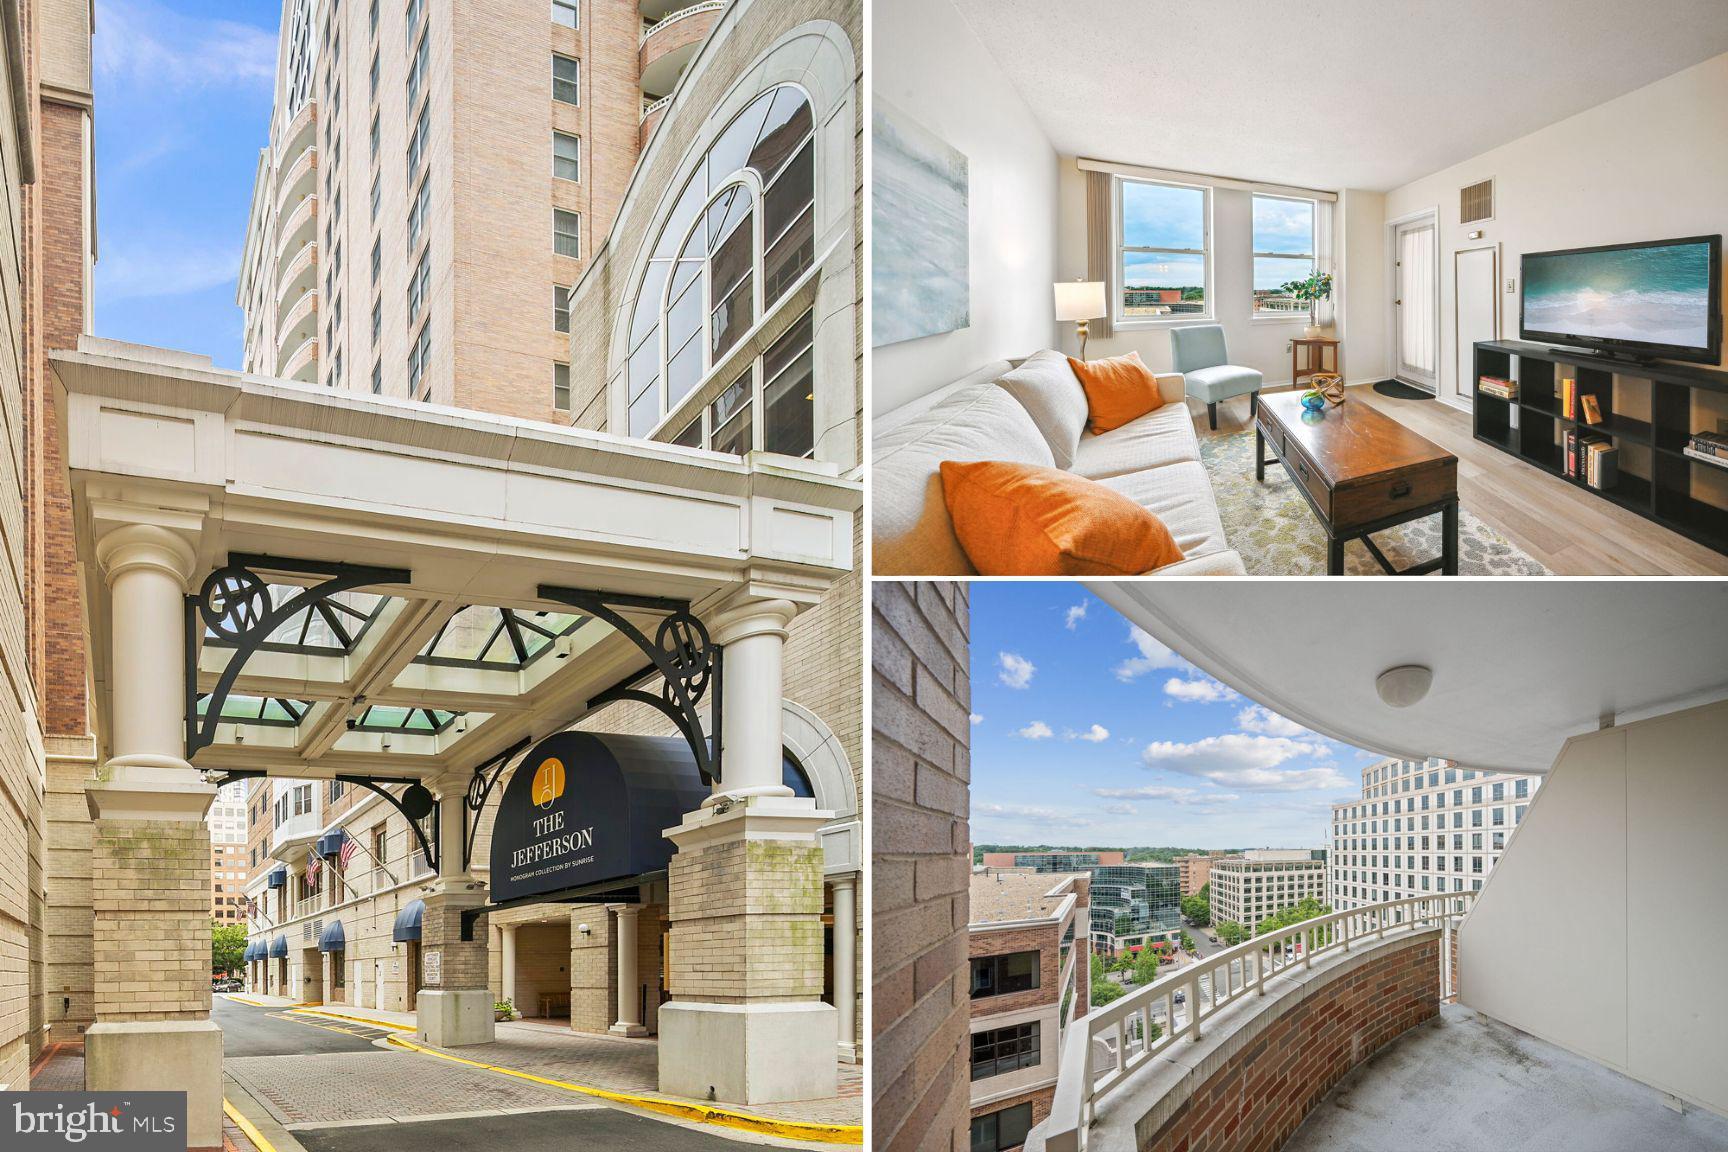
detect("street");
top-left (215, 997), bottom-right (809, 1151)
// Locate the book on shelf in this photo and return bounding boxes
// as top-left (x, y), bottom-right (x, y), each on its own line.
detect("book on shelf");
top-left (1585, 439), bottom-right (1618, 490)
top-left (1689, 431), bottom-right (1728, 458)
top-left (1684, 447), bottom-right (1728, 470)
top-left (1478, 376), bottom-right (1517, 400)
top-left (1559, 377), bottom-right (1577, 419)
top-left (1580, 394), bottom-right (1603, 425)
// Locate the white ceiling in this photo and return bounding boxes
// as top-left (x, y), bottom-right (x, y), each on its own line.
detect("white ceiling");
top-left (1090, 582), bottom-right (1728, 774)
top-left (947, 0), bottom-right (1728, 191)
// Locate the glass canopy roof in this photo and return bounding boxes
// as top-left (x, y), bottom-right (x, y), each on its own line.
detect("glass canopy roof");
top-left (196, 693), bottom-right (311, 727)
top-left (351, 705), bottom-right (461, 734)
top-left (416, 607), bottom-right (586, 670)
top-left (203, 585), bottom-right (387, 655)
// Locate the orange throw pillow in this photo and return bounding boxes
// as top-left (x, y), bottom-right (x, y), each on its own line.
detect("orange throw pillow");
top-left (1069, 351), bottom-right (1165, 434)
top-left (939, 460), bottom-right (1184, 575)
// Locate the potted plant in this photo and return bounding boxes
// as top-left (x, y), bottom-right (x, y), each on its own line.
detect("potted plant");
top-left (494, 998), bottom-right (516, 1022)
top-left (1280, 271), bottom-right (1334, 337)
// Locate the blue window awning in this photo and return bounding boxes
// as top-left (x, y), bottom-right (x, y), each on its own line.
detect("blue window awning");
top-left (318, 920), bottom-right (345, 953)
top-left (316, 830), bottom-right (346, 859)
top-left (392, 899), bottom-right (424, 943)
top-left (267, 866), bottom-right (287, 890)
top-left (242, 940), bottom-right (257, 962)
top-left (269, 934), bottom-right (288, 959)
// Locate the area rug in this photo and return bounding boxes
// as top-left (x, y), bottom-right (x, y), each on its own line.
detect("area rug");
top-left (1199, 429), bottom-right (1550, 576)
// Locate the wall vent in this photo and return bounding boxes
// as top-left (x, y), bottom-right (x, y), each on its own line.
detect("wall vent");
top-left (1460, 178), bottom-right (1494, 225)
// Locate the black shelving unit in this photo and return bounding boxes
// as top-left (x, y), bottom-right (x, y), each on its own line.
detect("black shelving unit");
top-left (1472, 339), bottom-right (1728, 556)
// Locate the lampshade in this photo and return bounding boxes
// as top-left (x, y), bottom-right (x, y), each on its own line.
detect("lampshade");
top-left (1053, 280), bottom-right (1107, 322)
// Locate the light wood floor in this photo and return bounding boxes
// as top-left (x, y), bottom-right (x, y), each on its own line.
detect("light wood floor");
top-left (1191, 385), bottom-right (1728, 576)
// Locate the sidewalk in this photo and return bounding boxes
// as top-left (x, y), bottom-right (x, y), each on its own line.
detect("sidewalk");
top-left (28, 1040), bottom-right (271, 1152)
top-left (282, 1000), bottom-right (863, 1135)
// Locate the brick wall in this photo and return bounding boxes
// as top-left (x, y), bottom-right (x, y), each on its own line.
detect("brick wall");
top-left (969, 923), bottom-right (1060, 1018)
top-left (91, 819), bottom-right (213, 1021)
top-left (1142, 934), bottom-right (1441, 1152)
top-left (873, 581), bottom-right (971, 1152)
top-left (667, 836), bottom-right (825, 1003)
top-left (970, 1085), bottom-right (1055, 1150)
top-left (569, 905), bottom-right (614, 1030)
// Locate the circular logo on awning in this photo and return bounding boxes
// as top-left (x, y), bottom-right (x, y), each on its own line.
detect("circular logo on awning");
top-left (532, 757), bottom-right (566, 809)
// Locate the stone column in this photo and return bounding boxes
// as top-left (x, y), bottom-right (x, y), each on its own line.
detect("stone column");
top-left (83, 523), bottom-right (224, 1151)
top-left (659, 597), bottom-right (837, 1105)
top-left (609, 905), bottom-right (647, 1036)
top-left (831, 874), bottom-right (858, 1063)
top-left (500, 924), bottom-right (517, 1011)
top-left (416, 788), bottom-right (494, 1047)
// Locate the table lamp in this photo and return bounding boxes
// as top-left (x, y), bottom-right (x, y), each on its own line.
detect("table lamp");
top-left (1053, 280), bottom-right (1107, 361)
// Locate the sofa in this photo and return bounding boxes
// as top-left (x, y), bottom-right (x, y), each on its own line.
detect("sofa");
top-left (873, 349), bottom-right (1245, 575)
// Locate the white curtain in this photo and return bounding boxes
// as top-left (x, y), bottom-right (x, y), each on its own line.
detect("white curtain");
top-left (1315, 198), bottom-right (1336, 329)
top-left (1399, 224), bottom-right (1436, 376)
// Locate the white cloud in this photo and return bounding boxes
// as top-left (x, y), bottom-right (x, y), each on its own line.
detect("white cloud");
top-left (1162, 676), bottom-right (1239, 704)
top-left (1101, 802), bottom-right (1137, 816)
top-left (975, 801), bottom-right (1093, 829)
top-left (1114, 626), bottom-right (1186, 681)
top-left (1065, 602), bottom-right (1088, 630)
top-left (997, 651), bottom-right (1035, 689)
top-left (970, 713), bottom-right (984, 726)
top-left (1015, 720), bottom-right (1054, 740)
top-left (1140, 734), bottom-right (1351, 792)
top-left (1091, 785), bottom-right (1240, 806)
top-left (96, 240), bottom-right (240, 302)
top-left (96, 0), bottom-right (277, 94)
top-left (1235, 704), bottom-right (1313, 738)
top-left (1067, 724), bottom-right (1110, 743)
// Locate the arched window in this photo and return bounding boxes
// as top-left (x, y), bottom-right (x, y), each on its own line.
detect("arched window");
top-left (625, 83), bottom-right (816, 455)
top-left (783, 749), bottom-right (816, 799)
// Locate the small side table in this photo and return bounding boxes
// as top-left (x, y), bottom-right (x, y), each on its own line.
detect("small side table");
top-left (1292, 337), bottom-right (1341, 391)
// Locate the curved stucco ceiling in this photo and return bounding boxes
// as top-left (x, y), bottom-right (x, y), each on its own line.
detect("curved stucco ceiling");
top-left (1089, 582), bottom-right (1728, 774)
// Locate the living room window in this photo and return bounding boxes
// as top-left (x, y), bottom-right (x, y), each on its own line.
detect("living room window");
top-left (1115, 176), bottom-right (1210, 326)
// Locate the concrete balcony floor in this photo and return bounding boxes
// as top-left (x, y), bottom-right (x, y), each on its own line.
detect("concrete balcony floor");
top-left (1286, 1004), bottom-right (1728, 1151)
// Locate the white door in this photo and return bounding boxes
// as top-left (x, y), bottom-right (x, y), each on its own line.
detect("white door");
top-left (1395, 219), bottom-right (1438, 392)
top-left (1454, 245), bottom-right (1500, 406)
top-left (375, 962), bottom-right (384, 1010)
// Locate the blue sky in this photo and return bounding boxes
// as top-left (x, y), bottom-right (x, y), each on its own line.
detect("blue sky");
top-left (1121, 183), bottom-right (1314, 291)
top-left (93, 0), bottom-right (280, 369)
top-left (967, 583), bottom-right (1380, 850)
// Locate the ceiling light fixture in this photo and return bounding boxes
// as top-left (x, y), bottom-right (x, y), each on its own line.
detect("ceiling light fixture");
top-left (1376, 664), bottom-right (1433, 708)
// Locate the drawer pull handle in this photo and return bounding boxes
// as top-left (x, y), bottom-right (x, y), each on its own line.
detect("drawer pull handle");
top-left (1391, 481), bottom-right (1412, 499)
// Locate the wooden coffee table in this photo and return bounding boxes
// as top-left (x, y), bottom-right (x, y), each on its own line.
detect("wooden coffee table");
top-left (1255, 392), bottom-right (1459, 575)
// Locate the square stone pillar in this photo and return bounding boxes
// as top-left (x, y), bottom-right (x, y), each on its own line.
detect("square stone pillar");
top-left (415, 884), bottom-right (495, 1047)
top-left (659, 796), bottom-right (837, 1105)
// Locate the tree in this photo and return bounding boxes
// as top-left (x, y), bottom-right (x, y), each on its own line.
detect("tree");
top-left (1132, 948), bottom-right (1159, 988)
top-left (1215, 919), bottom-right (1247, 947)
top-left (1090, 952), bottom-right (1106, 987)
top-left (1091, 979), bottom-right (1126, 1008)
top-left (212, 922), bottom-right (246, 976)
top-left (1180, 893), bottom-right (1211, 927)
top-left (1178, 931), bottom-right (1196, 954)
top-left (1111, 953), bottom-right (1135, 975)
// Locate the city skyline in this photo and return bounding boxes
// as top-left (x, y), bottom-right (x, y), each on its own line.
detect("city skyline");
top-left (968, 582), bottom-right (1382, 848)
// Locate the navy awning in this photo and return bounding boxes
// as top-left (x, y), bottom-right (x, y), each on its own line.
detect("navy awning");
top-left (392, 899), bottom-right (424, 943)
top-left (267, 866), bottom-right (287, 890)
top-left (316, 830), bottom-right (346, 859)
top-left (318, 920), bottom-right (345, 953)
top-left (242, 941), bottom-right (257, 962)
top-left (269, 934), bottom-right (288, 958)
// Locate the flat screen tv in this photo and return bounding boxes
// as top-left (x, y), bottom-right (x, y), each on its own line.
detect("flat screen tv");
top-left (1520, 235), bottom-right (1721, 364)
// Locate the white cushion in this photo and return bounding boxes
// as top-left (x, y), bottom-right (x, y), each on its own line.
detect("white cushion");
top-left (872, 381), bottom-right (1055, 575)
top-left (1070, 401), bottom-right (1200, 480)
top-left (993, 350), bottom-right (1088, 470)
top-left (1097, 461), bottom-right (1231, 561)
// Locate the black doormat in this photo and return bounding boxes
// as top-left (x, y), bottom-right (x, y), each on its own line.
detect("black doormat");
top-left (1373, 379), bottom-right (1435, 400)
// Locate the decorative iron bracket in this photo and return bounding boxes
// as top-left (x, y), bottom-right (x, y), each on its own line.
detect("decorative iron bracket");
top-left (333, 774), bottom-right (440, 873)
top-left (461, 737), bottom-right (534, 872)
top-left (537, 585), bottom-right (723, 786)
top-left (186, 554), bottom-right (411, 758)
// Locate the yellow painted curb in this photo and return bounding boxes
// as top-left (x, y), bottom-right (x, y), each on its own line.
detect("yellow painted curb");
top-left (289, 1007), bottom-right (413, 1033)
top-left (384, 1032), bottom-right (862, 1146)
top-left (223, 1097), bottom-right (278, 1152)
top-left (224, 996), bottom-right (270, 1008)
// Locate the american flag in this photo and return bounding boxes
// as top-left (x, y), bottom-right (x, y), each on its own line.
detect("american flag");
top-left (338, 834), bottom-right (359, 871)
top-left (244, 896), bottom-right (257, 917)
top-left (305, 855), bottom-right (321, 884)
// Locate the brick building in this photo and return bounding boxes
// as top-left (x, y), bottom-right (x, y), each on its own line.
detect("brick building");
top-left (967, 871), bottom-right (1090, 1152)
top-left (1172, 850), bottom-right (1231, 897)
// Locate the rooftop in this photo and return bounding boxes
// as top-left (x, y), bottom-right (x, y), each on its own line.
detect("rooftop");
top-left (969, 871), bottom-right (1084, 926)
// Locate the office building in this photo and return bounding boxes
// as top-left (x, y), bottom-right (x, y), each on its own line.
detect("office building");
top-left (1209, 850), bottom-right (1328, 932)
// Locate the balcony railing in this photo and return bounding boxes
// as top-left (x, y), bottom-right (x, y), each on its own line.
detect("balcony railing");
top-left (639, 0), bottom-right (724, 45)
top-left (640, 93), bottom-right (673, 123)
top-left (1045, 892), bottom-right (1474, 1152)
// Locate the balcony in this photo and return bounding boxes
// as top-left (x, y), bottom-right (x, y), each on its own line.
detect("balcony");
top-left (276, 287), bottom-right (318, 358)
top-left (275, 194), bottom-right (317, 264)
top-left (280, 335), bottom-right (318, 383)
top-left (638, 1), bottom-right (722, 99)
top-left (275, 144), bottom-right (317, 219)
top-left (640, 93), bottom-right (672, 147)
top-left (275, 98), bottom-right (316, 168)
top-left (270, 809), bottom-right (321, 859)
top-left (275, 240), bottom-right (318, 311)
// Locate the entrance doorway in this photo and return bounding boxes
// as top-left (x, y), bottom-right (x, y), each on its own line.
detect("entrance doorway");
top-left (1453, 244), bottom-right (1500, 408)
top-left (1393, 214), bottom-right (1438, 393)
top-left (330, 950), bottom-right (346, 1003)
top-left (406, 941), bottom-right (421, 1011)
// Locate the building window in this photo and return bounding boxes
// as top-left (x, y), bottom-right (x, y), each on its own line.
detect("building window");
top-left (371, 297), bottom-right (382, 347)
top-left (407, 29), bottom-right (428, 109)
top-left (671, 310), bottom-right (814, 459)
top-left (407, 174), bottom-right (430, 256)
top-left (554, 131), bottom-right (580, 182)
top-left (368, 51), bottom-right (380, 103)
top-left (554, 209), bottom-right (580, 258)
top-left (404, 0), bottom-right (423, 51)
top-left (370, 237), bottom-right (382, 287)
top-left (369, 0), bottom-right (378, 39)
top-left (625, 83), bottom-right (815, 441)
top-left (370, 173), bottom-right (381, 222)
top-left (552, 54), bottom-right (579, 105)
top-left (1116, 176), bottom-right (1209, 323)
top-left (408, 250), bottom-right (430, 321)
top-left (369, 109), bottom-right (380, 160)
top-left (371, 826), bottom-right (387, 870)
top-left (971, 1103), bottom-right (1034, 1152)
top-left (970, 951), bottom-right (1040, 999)
top-left (408, 319), bottom-right (430, 394)
top-left (970, 1022), bottom-right (1039, 1081)
top-left (552, 363), bottom-right (571, 411)
top-left (551, 0), bottom-right (577, 28)
top-left (554, 285), bottom-right (571, 333)
top-left (1251, 194), bottom-right (1315, 317)
top-left (371, 359), bottom-right (382, 394)
top-left (407, 104), bottom-right (429, 178)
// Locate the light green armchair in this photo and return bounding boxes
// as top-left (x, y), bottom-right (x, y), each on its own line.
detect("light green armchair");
top-left (1171, 324), bottom-right (1263, 430)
